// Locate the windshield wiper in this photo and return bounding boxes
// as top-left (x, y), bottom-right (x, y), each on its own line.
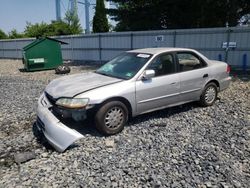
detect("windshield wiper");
top-left (95, 71), bottom-right (127, 80)
top-left (95, 71), bottom-right (110, 77)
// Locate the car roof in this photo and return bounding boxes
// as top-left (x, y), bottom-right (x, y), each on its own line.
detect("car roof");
top-left (128, 48), bottom-right (197, 55)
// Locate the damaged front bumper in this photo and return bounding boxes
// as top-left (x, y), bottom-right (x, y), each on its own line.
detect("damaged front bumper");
top-left (36, 93), bottom-right (84, 152)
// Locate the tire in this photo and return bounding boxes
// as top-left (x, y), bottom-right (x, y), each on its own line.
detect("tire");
top-left (55, 65), bottom-right (71, 74)
top-left (95, 101), bottom-right (128, 135)
top-left (199, 82), bottom-right (218, 107)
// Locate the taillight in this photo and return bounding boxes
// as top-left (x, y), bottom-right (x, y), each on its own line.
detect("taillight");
top-left (226, 65), bottom-right (231, 73)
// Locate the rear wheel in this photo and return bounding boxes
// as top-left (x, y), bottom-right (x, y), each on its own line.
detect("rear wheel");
top-left (95, 101), bottom-right (128, 135)
top-left (199, 82), bottom-right (218, 106)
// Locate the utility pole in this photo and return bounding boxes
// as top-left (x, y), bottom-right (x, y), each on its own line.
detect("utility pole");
top-left (84, 0), bottom-right (90, 33)
top-left (56, 0), bottom-right (61, 21)
top-left (78, 0), bottom-right (91, 34)
top-left (56, 0), bottom-right (112, 33)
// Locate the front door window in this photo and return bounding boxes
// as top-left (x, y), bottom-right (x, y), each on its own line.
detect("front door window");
top-left (147, 54), bottom-right (175, 76)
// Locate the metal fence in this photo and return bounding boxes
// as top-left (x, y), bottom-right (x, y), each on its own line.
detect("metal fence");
top-left (0, 27), bottom-right (250, 68)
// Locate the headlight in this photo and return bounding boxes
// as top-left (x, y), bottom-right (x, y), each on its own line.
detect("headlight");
top-left (56, 98), bottom-right (89, 109)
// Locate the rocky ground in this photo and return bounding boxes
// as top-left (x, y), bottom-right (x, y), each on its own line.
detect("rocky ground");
top-left (0, 59), bottom-right (249, 187)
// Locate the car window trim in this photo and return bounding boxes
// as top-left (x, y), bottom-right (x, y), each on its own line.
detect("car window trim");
top-left (174, 51), bottom-right (207, 72)
top-left (144, 52), bottom-right (177, 78)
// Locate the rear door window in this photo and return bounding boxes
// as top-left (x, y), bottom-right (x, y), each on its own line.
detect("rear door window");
top-left (177, 52), bottom-right (206, 72)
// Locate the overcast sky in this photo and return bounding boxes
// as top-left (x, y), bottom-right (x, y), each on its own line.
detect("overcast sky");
top-left (0, 0), bottom-right (100, 33)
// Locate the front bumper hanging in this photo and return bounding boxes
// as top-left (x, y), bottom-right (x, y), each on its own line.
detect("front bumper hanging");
top-left (36, 93), bottom-right (84, 152)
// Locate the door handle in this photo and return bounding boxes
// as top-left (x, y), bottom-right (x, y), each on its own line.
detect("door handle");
top-left (203, 74), bottom-right (208, 78)
top-left (170, 82), bottom-right (177, 85)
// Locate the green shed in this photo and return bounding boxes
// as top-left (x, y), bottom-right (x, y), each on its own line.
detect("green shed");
top-left (22, 37), bottom-right (68, 71)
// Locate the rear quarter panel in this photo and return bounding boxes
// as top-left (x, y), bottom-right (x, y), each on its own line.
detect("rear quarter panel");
top-left (208, 60), bottom-right (231, 91)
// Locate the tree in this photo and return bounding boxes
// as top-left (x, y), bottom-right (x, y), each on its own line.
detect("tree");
top-left (50, 21), bottom-right (72, 35)
top-left (24, 22), bottom-right (53, 38)
top-left (7, 8), bottom-right (83, 39)
top-left (24, 19), bottom-right (81, 38)
top-left (64, 11), bottom-right (83, 34)
top-left (0, 29), bottom-right (8, 39)
top-left (108, 0), bottom-right (250, 31)
top-left (93, 0), bottom-right (109, 33)
top-left (108, 0), bottom-right (163, 31)
top-left (1, 4), bottom-right (83, 39)
top-left (8, 29), bottom-right (25, 39)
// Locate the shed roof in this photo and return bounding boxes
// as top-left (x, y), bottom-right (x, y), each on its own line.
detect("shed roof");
top-left (23, 37), bottom-right (68, 51)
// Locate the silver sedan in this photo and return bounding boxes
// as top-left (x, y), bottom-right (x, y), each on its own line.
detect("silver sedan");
top-left (36, 48), bottom-right (231, 152)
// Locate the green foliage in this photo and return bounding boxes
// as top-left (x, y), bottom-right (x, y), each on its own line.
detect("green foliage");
top-left (108, 0), bottom-right (163, 31)
top-left (108, 0), bottom-right (250, 31)
top-left (93, 0), bottom-right (109, 33)
top-left (24, 21), bottom-right (76, 38)
top-left (0, 29), bottom-right (8, 39)
top-left (64, 10), bottom-right (83, 34)
top-left (24, 22), bottom-right (53, 38)
top-left (2, 10), bottom-right (83, 39)
top-left (24, 17), bottom-right (82, 38)
top-left (8, 29), bottom-right (25, 39)
top-left (50, 21), bottom-right (72, 35)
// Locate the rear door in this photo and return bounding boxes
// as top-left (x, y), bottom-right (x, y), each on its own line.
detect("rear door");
top-left (176, 51), bottom-right (209, 102)
top-left (135, 53), bottom-right (180, 114)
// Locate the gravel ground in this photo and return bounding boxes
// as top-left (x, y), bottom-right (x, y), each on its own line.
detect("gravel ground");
top-left (0, 59), bottom-right (249, 187)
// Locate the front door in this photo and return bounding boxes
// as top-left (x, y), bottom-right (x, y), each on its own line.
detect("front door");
top-left (135, 53), bottom-right (180, 114)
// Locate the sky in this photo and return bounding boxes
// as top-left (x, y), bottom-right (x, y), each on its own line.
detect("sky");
top-left (0, 0), bottom-right (102, 34)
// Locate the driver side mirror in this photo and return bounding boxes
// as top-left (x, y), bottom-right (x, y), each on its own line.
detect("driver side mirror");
top-left (142, 69), bottom-right (155, 80)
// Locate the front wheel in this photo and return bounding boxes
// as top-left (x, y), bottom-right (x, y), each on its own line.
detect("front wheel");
top-left (199, 82), bottom-right (218, 107)
top-left (95, 101), bottom-right (128, 135)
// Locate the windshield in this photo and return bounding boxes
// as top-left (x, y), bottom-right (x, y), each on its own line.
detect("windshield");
top-left (96, 52), bottom-right (152, 79)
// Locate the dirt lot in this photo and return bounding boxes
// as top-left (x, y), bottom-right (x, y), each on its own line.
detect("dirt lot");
top-left (0, 59), bottom-right (249, 187)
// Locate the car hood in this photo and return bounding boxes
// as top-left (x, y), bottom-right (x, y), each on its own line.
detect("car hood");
top-left (45, 72), bottom-right (122, 99)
